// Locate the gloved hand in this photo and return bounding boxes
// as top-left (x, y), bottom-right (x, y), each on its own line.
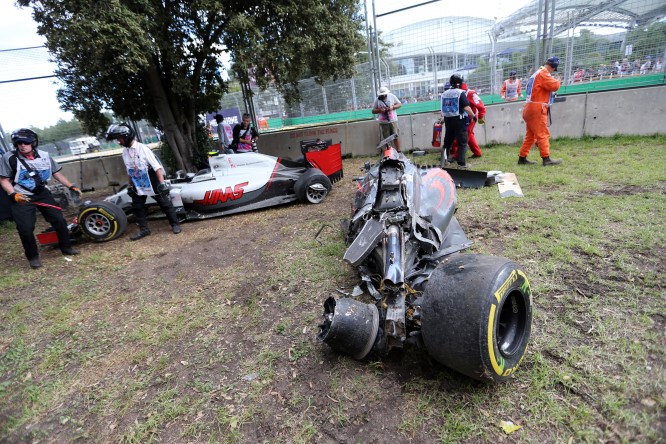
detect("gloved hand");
top-left (69, 185), bottom-right (82, 199)
top-left (9, 192), bottom-right (31, 204)
top-left (157, 182), bottom-right (170, 198)
top-left (478, 117), bottom-right (485, 125)
top-left (127, 184), bottom-right (138, 198)
top-left (473, 115), bottom-right (478, 123)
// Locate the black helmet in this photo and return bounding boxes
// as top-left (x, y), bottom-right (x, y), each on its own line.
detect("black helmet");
top-left (509, 70), bottom-right (517, 76)
top-left (449, 74), bottom-right (464, 88)
top-left (105, 123), bottom-right (135, 147)
top-left (11, 128), bottom-right (39, 149)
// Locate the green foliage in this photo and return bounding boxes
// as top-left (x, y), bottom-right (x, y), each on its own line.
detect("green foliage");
top-left (18, 0), bottom-right (364, 171)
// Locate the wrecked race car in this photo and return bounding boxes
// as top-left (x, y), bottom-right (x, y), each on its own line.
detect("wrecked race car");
top-left (318, 136), bottom-right (532, 382)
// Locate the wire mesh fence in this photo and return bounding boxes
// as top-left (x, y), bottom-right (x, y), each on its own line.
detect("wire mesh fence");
top-left (237, 0), bottom-right (665, 131)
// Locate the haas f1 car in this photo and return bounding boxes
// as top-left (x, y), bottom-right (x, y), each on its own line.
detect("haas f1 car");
top-left (318, 136), bottom-right (533, 382)
top-left (39, 143), bottom-right (343, 244)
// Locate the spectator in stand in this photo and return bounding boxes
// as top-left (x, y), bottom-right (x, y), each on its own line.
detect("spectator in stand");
top-left (500, 70), bottom-right (522, 102)
top-left (620, 58), bottom-right (630, 76)
top-left (654, 58), bottom-right (664, 73)
top-left (632, 58), bottom-right (641, 75)
top-left (640, 57), bottom-right (652, 75)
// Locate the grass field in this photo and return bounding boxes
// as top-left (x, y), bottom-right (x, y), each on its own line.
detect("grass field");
top-left (1, 134), bottom-right (664, 443)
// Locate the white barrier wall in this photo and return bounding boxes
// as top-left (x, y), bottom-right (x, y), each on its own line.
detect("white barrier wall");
top-left (58, 85), bottom-right (666, 188)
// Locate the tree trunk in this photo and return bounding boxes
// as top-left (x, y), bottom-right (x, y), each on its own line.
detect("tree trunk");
top-left (143, 63), bottom-right (196, 171)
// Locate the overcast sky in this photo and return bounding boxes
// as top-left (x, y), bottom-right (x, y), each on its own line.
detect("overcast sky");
top-left (0, 0), bottom-right (530, 133)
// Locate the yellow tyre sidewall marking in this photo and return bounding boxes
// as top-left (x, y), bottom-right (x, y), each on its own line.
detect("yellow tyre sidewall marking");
top-left (488, 269), bottom-right (531, 377)
top-left (79, 207), bottom-right (118, 239)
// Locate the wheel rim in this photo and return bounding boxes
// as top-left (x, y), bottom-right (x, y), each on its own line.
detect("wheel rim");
top-left (84, 213), bottom-right (112, 237)
top-left (306, 183), bottom-right (328, 203)
top-left (496, 289), bottom-right (529, 357)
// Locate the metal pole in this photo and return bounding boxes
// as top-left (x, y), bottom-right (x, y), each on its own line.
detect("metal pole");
top-left (542, 0), bottom-right (549, 63)
top-left (322, 85), bottom-right (329, 114)
top-left (535, 0), bottom-right (543, 72)
top-left (548, 0), bottom-right (556, 56)
top-left (351, 76), bottom-right (358, 110)
top-left (364, 0), bottom-right (377, 96)
top-left (372, 0), bottom-right (382, 88)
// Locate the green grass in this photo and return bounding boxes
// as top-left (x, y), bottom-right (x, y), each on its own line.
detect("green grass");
top-left (0, 134), bottom-right (664, 442)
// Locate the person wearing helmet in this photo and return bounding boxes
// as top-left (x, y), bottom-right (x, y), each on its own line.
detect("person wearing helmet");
top-left (440, 74), bottom-right (477, 169)
top-left (518, 57), bottom-right (563, 166)
top-left (372, 86), bottom-right (402, 151)
top-left (500, 70), bottom-right (522, 102)
top-left (105, 123), bottom-right (182, 240)
top-left (0, 128), bottom-right (82, 269)
top-left (448, 82), bottom-right (487, 160)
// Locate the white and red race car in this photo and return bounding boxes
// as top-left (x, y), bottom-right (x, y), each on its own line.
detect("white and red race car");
top-left (40, 143), bottom-right (343, 244)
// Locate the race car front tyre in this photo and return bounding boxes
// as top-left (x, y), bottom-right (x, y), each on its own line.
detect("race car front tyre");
top-left (420, 253), bottom-right (533, 382)
top-left (77, 201), bottom-right (128, 242)
top-left (294, 169), bottom-right (331, 204)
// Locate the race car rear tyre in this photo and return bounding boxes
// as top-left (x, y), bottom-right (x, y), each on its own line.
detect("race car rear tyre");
top-left (420, 254), bottom-right (532, 382)
top-left (77, 201), bottom-right (128, 242)
top-left (294, 169), bottom-right (331, 204)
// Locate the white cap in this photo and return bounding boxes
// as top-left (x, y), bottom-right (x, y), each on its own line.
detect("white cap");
top-left (377, 86), bottom-right (390, 96)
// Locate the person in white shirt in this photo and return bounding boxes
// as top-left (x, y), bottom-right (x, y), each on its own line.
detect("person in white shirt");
top-left (371, 86), bottom-right (402, 151)
top-left (105, 123), bottom-right (182, 240)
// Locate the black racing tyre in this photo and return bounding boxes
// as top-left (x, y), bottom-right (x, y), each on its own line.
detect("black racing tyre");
top-left (420, 254), bottom-right (532, 382)
top-left (294, 169), bottom-right (331, 204)
top-left (77, 201), bottom-right (128, 242)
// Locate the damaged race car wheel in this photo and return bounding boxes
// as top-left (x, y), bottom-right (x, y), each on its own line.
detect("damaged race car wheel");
top-left (294, 169), bottom-right (331, 204)
top-left (420, 254), bottom-right (532, 382)
top-left (77, 201), bottom-right (127, 242)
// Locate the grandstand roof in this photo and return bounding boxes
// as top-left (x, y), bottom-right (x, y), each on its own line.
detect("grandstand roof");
top-left (494, 0), bottom-right (666, 39)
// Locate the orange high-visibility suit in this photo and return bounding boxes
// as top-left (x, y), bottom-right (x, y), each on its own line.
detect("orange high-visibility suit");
top-left (520, 68), bottom-right (560, 158)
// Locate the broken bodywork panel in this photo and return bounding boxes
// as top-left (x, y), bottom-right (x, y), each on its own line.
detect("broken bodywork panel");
top-left (318, 137), bottom-right (533, 382)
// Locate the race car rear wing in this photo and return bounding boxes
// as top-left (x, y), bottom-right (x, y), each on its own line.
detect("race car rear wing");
top-left (301, 140), bottom-right (344, 183)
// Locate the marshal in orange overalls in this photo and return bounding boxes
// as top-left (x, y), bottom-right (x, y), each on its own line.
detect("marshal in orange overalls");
top-left (520, 68), bottom-right (560, 159)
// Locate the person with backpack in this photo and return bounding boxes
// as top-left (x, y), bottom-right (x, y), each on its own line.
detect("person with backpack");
top-left (0, 128), bottom-right (82, 269)
top-left (440, 74), bottom-right (477, 169)
top-left (105, 122), bottom-right (182, 240)
top-left (232, 113), bottom-right (259, 153)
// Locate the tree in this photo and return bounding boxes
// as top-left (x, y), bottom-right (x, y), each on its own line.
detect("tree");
top-left (18, 0), bottom-right (364, 171)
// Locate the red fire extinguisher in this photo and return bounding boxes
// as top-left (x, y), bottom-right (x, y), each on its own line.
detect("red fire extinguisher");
top-left (432, 120), bottom-right (442, 147)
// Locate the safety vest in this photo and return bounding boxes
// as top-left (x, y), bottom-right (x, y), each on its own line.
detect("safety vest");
top-left (525, 69), bottom-right (555, 105)
top-left (441, 88), bottom-right (465, 118)
top-left (504, 79), bottom-right (520, 99)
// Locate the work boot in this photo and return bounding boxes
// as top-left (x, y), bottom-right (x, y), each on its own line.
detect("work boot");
top-left (172, 224), bottom-right (182, 234)
top-left (458, 163), bottom-right (470, 170)
top-left (61, 247), bottom-right (80, 255)
top-left (542, 156), bottom-right (563, 166)
top-left (518, 156), bottom-right (536, 165)
top-left (28, 257), bottom-right (42, 269)
top-left (470, 154), bottom-right (482, 158)
top-left (130, 228), bottom-right (151, 241)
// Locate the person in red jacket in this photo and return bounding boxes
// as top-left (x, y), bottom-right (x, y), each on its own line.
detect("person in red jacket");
top-left (518, 56), bottom-right (562, 166)
top-left (447, 82), bottom-right (486, 161)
